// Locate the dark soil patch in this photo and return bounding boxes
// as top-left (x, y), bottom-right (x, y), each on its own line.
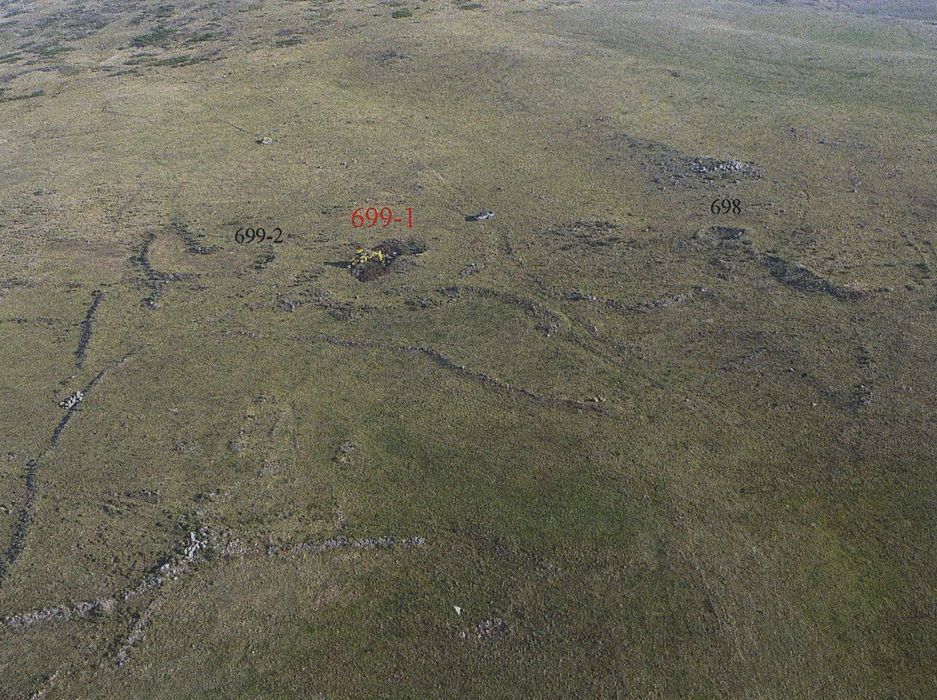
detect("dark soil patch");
top-left (686, 227), bottom-right (865, 301)
top-left (172, 222), bottom-right (217, 254)
top-left (130, 232), bottom-right (197, 308)
top-left (130, 233), bottom-right (163, 308)
top-left (608, 131), bottom-right (763, 185)
top-left (854, 383), bottom-right (872, 407)
top-left (75, 289), bottom-right (104, 369)
top-left (131, 234), bottom-right (158, 280)
top-left (0, 458), bottom-right (38, 584)
top-left (761, 255), bottom-right (862, 300)
top-left (52, 367), bottom-right (108, 446)
top-left (348, 239), bottom-right (425, 282)
top-left (252, 251), bottom-right (276, 271)
top-left (375, 49), bottom-right (410, 64)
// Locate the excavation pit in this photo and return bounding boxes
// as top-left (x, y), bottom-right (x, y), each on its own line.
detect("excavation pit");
top-left (346, 239), bottom-right (426, 282)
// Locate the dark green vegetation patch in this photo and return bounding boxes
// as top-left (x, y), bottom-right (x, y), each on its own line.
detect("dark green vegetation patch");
top-left (130, 26), bottom-right (175, 47)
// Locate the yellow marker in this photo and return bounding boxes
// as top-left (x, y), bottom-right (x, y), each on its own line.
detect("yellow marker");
top-left (351, 247), bottom-right (390, 266)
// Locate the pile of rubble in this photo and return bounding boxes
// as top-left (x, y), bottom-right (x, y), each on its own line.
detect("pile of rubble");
top-left (58, 390), bottom-right (84, 411)
top-left (688, 157), bottom-right (763, 177)
top-left (656, 155), bottom-right (764, 183)
top-left (458, 617), bottom-right (510, 642)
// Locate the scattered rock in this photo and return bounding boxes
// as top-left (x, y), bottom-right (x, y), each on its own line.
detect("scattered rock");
top-left (460, 617), bottom-right (509, 641)
top-left (252, 251), bottom-right (276, 271)
top-left (687, 157), bottom-right (762, 177)
top-left (475, 617), bottom-right (509, 640)
top-left (376, 49), bottom-right (409, 63)
top-left (229, 429), bottom-right (246, 453)
top-left (711, 226), bottom-right (746, 241)
top-left (5, 597), bottom-right (117, 629)
top-left (332, 440), bottom-right (357, 465)
top-left (405, 296), bottom-right (436, 310)
top-left (855, 383), bottom-right (872, 407)
top-left (658, 154), bottom-right (763, 182)
top-left (638, 293), bottom-right (688, 312)
top-left (58, 390), bottom-right (84, 411)
top-left (257, 459), bottom-right (284, 477)
top-left (125, 489), bottom-right (160, 503)
top-left (194, 491), bottom-right (230, 502)
top-left (458, 262), bottom-right (484, 277)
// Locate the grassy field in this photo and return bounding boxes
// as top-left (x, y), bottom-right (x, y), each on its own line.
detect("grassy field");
top-left (0, 0), bottom-right (935, 696)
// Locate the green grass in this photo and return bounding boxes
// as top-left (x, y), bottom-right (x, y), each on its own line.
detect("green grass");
top-left (0, 89), bottom-right (45, 103)
top-left (34, 45), bottom-right (74, 58)
top-left (130, 26), bottom-right (174, 47)
top-left (0, 0), bottom-right (935, 697)
top-left (391, 8), bottom-right (413, 19)
top-left (187, 31), bottom-right (218, 43)
top-left (149, 55), bottom-right (201, 67)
